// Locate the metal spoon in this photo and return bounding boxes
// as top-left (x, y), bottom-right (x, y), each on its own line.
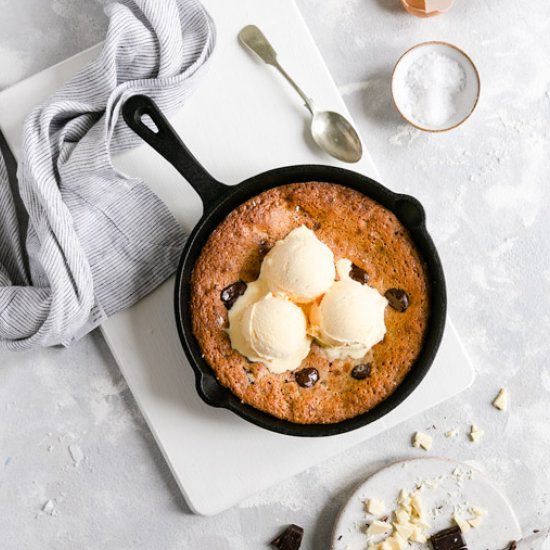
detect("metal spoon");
top-left (238, 25), bottom-right (363, 163)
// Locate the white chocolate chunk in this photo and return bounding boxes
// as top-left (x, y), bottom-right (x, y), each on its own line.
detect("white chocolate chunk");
top-left (454, 512), bottom-right (472, 533)
top-left (493, 388), bottom-right (508, 411)
top-left (366, 497), bottom-right (386, 516)
top-left (410, 493), bottom-right (423, 517)
top-left (468, 515), bottom-right (484, 528)
top-left (471, 506), bottom-right (487, 516)
top-left (393, 522), bottom-right (414, 540)
top-left (410, 527), bottom-right (428, 543)
top-left (445, 428), bottom-right (459, 438)
top-left (385, 534), bottom-right (407, 550)
top-left (367, 486), bottom-right (430, 549)
top-left (469, 424), bottom-right (484, 442)
top-left (394, 509), bottom-right (410, 524)
top-left (367, 521), bottom-right (393, 537)
top-left (412, 432), bottom-right (432, 451)
top-left (397, 490), bottom-right (411, 513)
top-left (414, 519), bottom-right (431, 530)
top-left (418, 476), bottom-right (441, 489)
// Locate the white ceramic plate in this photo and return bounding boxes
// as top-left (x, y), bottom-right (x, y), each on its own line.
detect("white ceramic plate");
top-left (332, 457), bottom-right (521, 550)
top-left (392, 41), bottom-right (480, 132)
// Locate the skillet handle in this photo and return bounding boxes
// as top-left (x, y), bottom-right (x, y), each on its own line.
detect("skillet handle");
top-left (122, 94), bottom-right (230, 208)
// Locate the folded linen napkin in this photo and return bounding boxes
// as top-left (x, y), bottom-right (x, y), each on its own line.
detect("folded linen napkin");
top-left (0, 0), bottom-right (215, 351)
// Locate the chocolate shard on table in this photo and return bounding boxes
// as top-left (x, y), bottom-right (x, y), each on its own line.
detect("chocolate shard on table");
top-left (270, 524), bottom-right (304, 550)
top-left (430, 525), bottom-right (468, 550)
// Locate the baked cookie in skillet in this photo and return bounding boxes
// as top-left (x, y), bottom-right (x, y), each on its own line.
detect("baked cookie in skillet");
top-left (190, 182), bottom-right (430, 424)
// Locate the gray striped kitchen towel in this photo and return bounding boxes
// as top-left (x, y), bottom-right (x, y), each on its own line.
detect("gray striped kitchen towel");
top-left (0, 0), bottom-right (216, 351)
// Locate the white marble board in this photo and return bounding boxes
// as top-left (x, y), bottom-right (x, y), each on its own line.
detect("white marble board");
top-left (0, 0), bottom-right (475, 515)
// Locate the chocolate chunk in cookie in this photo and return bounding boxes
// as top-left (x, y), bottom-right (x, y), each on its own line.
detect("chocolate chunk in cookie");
top-left (258, 239), bottom-right (271, 256)
top-left (351, 363), bottom-right (372, 380)
top-left (385, 288), bottom-right (409, 312)
top-left (349, 263), bottom-right (370, 284)
top-left (295, 368), bottom-right (319, 388)
top-left (220, 281), bottom-right (247, 310)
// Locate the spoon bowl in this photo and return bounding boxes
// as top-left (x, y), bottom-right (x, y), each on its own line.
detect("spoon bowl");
top-left (239, 25), bottom-right (363, 163)
top-left (310, 110), bottom-right (363, 163)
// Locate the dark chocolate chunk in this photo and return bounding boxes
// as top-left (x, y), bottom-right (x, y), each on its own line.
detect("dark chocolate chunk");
top-left (220, 281), bottom-right (247, 310)
top-left (295, 368), bottom-right (319, 388)
top-left (506, 543), bottom-right (517, 550)
top-left (271, 524), bottom-right (304, 550)
top-left (384, 288), bottom-right (409, 312)
top-left (430, 526), bottom-right (467, 550)
top-left (243, 367), bottom-right (255, 385)
top-left (259, 239), bottom-right (271, 256)
top-left (351, 363), bottom-right (372, 380)
top-left (349, 263), bottom-right (370, 284)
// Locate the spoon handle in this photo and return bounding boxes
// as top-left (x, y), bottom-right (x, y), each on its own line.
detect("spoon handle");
top-left (238, 25), bottom-right (315, 114)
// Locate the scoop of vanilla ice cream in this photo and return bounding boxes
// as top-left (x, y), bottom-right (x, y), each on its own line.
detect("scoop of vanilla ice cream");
top-left (260, 225), bottom-right (336, 303)
top-left (243, 294), bottom-right (308, 359)
top-left (228, 289), bottom-right (311, 373)
top-left (310, 259), bottom-right (387, 360)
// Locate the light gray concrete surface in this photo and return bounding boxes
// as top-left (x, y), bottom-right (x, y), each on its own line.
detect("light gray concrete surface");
top-left (1, 1), bottom-right (550, 548)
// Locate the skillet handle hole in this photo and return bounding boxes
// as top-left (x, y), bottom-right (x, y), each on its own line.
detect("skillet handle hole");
top-left (140, 113), bottom-right (159, 134)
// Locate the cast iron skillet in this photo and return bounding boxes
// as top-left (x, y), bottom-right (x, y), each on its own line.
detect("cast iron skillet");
top-left (122, 94), bottom-right (446, 437)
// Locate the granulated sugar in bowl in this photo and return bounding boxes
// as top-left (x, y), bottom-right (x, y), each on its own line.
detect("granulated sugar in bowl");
top-left (392, 41), bottom-right (480, 132)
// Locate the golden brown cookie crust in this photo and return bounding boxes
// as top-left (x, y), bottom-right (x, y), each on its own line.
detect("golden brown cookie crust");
top-left (190, 182), bottom-right (430, 424)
